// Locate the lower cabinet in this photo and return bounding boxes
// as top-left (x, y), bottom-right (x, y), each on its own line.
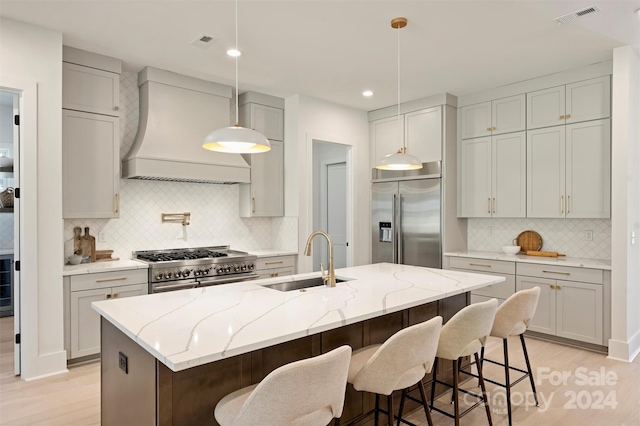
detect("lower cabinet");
top-left (254, 255), bottom-right (296, 279)
top-left (448, 257), bottom-right (516, 305)
top-left (66, 269), bottom-right (148, 360)
top-left (516, 274), bottom-right (603, 345)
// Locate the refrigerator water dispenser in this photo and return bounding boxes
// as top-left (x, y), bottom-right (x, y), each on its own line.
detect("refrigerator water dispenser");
top-left (379, 222), bottom-right (392, 242)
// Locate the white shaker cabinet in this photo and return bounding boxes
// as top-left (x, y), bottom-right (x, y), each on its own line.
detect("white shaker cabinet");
top-left (370, 107), bottom-right (442, 167)
top-left (527, 76), bottom-right (610, 130)
top-left (239, 103), bottom-right (284, 141)
top-left (527, 120), bottom-right (610, 218)
top-left (239, 140), bottom-right (284, 217)
top-left (460, 132), bottom-right (526, 218)
top-left (62, 62), bottom-right (120, 117)
top-left (63, 110), bottom-right (120, 219)
top-left (460, 94), bottom-right (525, 139)
top-left (254, 255), bottom-right (296, 279)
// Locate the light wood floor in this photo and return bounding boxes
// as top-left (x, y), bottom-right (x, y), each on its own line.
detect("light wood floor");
top-left (1, 315), bottom-right (638, 425)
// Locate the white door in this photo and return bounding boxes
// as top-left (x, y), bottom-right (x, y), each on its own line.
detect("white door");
top-left (460, 137), bottom-right (491, 217)
top-left (405, 107), bottom-right (441, 163)
top-left (526, 85), bottom-right (565, 130)
top-left (527, 126), bottom-right (566, 218)
top-left (556, 280), bottom-right (603, 345)
top-left (460, 101), bottom-right (491, 139)
top-left (565, 76), bottom-right (611, 124)
top-left (492, 132), bottom-right (526, 217)
top-left (371, 116), bottom-right (403, 167)
top-left (327, 163), bottom-right (347, 269)
top-left (516, 277), bottom-right (556, 335)
top-left (11, 92), bottom-right (20, 375)
top-left (565, 119), bottom-right (611, 218)
top-left (491, 94), bottom-right (525, 135)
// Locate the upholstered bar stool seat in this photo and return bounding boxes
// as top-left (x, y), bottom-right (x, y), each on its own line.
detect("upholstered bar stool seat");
top-left (214, 345), bottom-right (352, 426)
top-left (430, 298), bottom-right (498, 426)
top-left (343, 316), bottom-right (442, 426)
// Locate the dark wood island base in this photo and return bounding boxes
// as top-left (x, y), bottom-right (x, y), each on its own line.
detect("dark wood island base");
top-left (101, 293), bottom-right (468, 425)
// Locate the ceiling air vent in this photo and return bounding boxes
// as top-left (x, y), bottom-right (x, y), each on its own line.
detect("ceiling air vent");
top-left (190, 34), bottom-right (217, 49)
top-left (554, 5), bottom-right (601, 24)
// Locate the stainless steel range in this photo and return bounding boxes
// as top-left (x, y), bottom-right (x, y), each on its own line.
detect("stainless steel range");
top-left (133, 246), bottom-right (258, 293)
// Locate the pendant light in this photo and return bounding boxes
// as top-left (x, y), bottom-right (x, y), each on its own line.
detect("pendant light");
top-left (375, 17), bottom-right (422, 170)
top-left (203, 0), bottom-right (270, 154)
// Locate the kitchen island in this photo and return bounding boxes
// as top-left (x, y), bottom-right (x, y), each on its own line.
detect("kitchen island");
top-left (93, 262), bottom-right (505, 425)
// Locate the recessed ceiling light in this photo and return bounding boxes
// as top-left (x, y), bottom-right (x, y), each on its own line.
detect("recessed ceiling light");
top-left (363, 90), bottom-right (374, 97)
top-left (227, 49), bottom-right (241, 57)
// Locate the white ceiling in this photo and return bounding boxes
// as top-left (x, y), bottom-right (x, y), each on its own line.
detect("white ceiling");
top-left (1, 0), bottom-right (639, 111)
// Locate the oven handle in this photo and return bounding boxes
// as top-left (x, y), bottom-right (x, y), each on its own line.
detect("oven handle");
top-left (151, 280), bottom-right (198, 293)
top-left (198, 273), bottom-right (260, 287)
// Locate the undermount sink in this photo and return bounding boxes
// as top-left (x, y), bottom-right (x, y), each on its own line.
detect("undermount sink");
top-left (263, 276), bottom-right (352, 292)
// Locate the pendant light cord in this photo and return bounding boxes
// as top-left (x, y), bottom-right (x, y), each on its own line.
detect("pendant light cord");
top-left (397, 21), bottom-right (403, 153)
top-left (234, 0), bottom-right (239, 126)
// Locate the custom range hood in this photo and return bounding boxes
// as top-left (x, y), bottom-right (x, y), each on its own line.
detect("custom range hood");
top-left (123, 67), bottom-right (250, 184)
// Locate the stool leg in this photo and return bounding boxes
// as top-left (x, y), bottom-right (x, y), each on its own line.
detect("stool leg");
top-left (520, 334), bottom-right (539, 406)
top-left (475, 352), bottom-right (493, 426)
top-left (397, 389), bottom-right (406, 426)
top-left (479, 346), bottom-right (485, 387)
top-left (387, 393), bottom-right (395, 426)
top-left (430, 358), bottom-right (438, 409)
top-left (334, 417), bottom-right (341, 426)
top-left (375, 393), bottom-right (380, 426)
top-left (418, 379), bottom-right (434, 426)
top-left (452, 359), bottom-right (460, 426)
top-left (503, 338), bottom-right (512, 426)
top-left (451, 357), bottom-right (461, 403)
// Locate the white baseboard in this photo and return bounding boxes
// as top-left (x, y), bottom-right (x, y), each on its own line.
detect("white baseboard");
top-left (607, 329), bottom-right (640, 362)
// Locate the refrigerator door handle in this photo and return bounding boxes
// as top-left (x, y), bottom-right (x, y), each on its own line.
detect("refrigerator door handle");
top-left (398, 194), bottom-right (403, 264)
top-left (392, 194), bottom-right (398, 263)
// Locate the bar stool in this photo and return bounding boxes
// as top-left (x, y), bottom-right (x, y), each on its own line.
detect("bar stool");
top-left (479, 287), bottom-right (541, 426)
top-left (429, 298), bottom-right (498, 426)
top-left (344, 316), bottom-right (443, 426)
top-left (214, 345), bottom-right (351, 425)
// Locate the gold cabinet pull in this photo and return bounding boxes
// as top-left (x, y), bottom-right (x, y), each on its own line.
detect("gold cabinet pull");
top-left (488, 198), bottom-right (491, 214)
top-left (561, 196), bottom-right (564, 213)
top-left (560, 115), bottom-right (565, 120)
top-left (550, 284), bottom-right (555, 290)
top-left (542, 270), bottom-right (570, 275)
top-left (469, 263), bottom-right (492, 268)
top-left (270, 272), bottom-right (279, 277)
top-left (265, 261), bottom-right (283, 265)
top-left (113, 106), bottom-right (120, 111)
top-left (567, 195), bottom-right (570, 214)
top-left (492, 126), bottom-right (496, 131)
top-left (492, 198), bottom-right (496, 214)
top-left (486, 127), bottom-right (492, 132)
top-left (113, 293), bottom-right (119, 298)
top-left (96, 277), bottom-right (127, 283)
top-left (556, 285), bottom-right (562, 290)
top-left (565, 114), bottom-right (571, 119)
top-left (106, 294), bottom-right (112, 299)
top-left (252, 197), bottom-right (255, 213)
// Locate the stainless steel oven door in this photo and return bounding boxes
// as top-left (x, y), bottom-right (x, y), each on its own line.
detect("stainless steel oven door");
top-left (150, 279), bottom-right (198, 293)
top-left (197, 273), bottom-right (260, 287)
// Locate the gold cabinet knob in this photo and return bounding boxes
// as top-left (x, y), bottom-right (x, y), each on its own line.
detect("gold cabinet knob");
top-left (565, 114), bottom-right (571, 119)
top-left (560, 115), bottom-right (565, 119)
top-left (486, 127), bottom-right (492, 132)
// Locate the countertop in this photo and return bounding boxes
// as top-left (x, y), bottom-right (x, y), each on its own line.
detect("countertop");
top-left (93, 262), bottom-right (504, 372)
top-left (245, 249), bottom-right (298, 258)
top-left (444, 251), bottom-right (611, 270)
top-left (63, 259), bottom-right (149, 276)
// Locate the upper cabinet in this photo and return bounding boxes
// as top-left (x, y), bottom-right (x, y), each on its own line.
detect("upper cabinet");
top-left (238, 92), bottom-right (285, 217)
top-left (527, 76), bottom-right (610, 130)
top-left (62, 47), bottom-right (122, 219)
top-left (62, 63), bottom-right (120, 117)
top-left (460, 94), bottom-right (525, 139)
top-left (370, 106), bottom-right (442, 168)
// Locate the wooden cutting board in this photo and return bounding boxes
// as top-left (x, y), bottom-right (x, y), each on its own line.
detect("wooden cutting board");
top-left (79, 227), bottom-right (96, 262)
top-left (73, 227), bottom-right (82, 255)
top-left (515, 230), bottom-right (543, 253)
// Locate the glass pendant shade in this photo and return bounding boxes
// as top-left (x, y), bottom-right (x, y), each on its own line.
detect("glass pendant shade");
top-left (203, 124), bottom-right (271, 153)
top-left (375, 149), bottom-right (423, 170)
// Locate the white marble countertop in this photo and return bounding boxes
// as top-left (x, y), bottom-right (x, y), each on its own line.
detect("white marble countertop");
top-left (93, 262), bottom-right (504, 372)
top-left (63, 259), bottom-right (149, 276)
top-left (245, 249), bottom-right (298, 258)
top-left (444, 251), bottom-right (611, 270)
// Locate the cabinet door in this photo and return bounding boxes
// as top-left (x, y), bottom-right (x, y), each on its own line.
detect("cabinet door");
top-left (460, 101), bottom-right (491, 139)
top-left (565, 119), bottom-right (611, 218)
top-left (70, 287), bottom-right (112, 358)
top-left (491, 94), bottom-right (525, 135)
top-left (556, 280), bottom-right (603, 345)
top-left (63, 110), bottom-right (119, 219)
top-left (111, 283), bottom-right (148, 299)
top-left (371, 116), bottom-right (403, 167)
top-left (516, 276), bottom-right (556, 335)
top-left (527, 127), bottom-right (565, 218)
top-left (565, 76), bottom-right (610, 124)
top-left (251, 140), bottom-right (284, 216)
top-left (63, 63), bottom-right (119, 116)
top-left (527, 86), bottom-right (565, 130)
top-left (492, 132), bottom-right (526, 217)
top-left (460, 137), bottom-right (491, 217)
top-left (405, 107), bottom-right (442, 163)
top-left (250, 104), bottom-right (284, 141)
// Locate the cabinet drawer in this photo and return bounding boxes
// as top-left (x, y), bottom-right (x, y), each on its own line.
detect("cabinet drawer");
top-left (255, 256), bottom-right (296, 271)
top-left (472, 274), bottom-right (516, 299)
top-left (257, 267), bottom-right (295, 279)
top-left (70, 269), bottom-right (148, 292)
top-left (516, 263), bottom-right (603, 284)
top-left (449, 257), bottom-right (515, 275)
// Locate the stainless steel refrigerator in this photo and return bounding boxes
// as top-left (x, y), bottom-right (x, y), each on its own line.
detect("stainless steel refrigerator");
top-left (372, 161), bottom-right (442, 268)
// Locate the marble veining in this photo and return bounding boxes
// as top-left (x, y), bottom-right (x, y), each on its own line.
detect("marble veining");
top-left (444, 251), bottom-right (611, 270)
top-left (93, 263), bottom-right (505, 372)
